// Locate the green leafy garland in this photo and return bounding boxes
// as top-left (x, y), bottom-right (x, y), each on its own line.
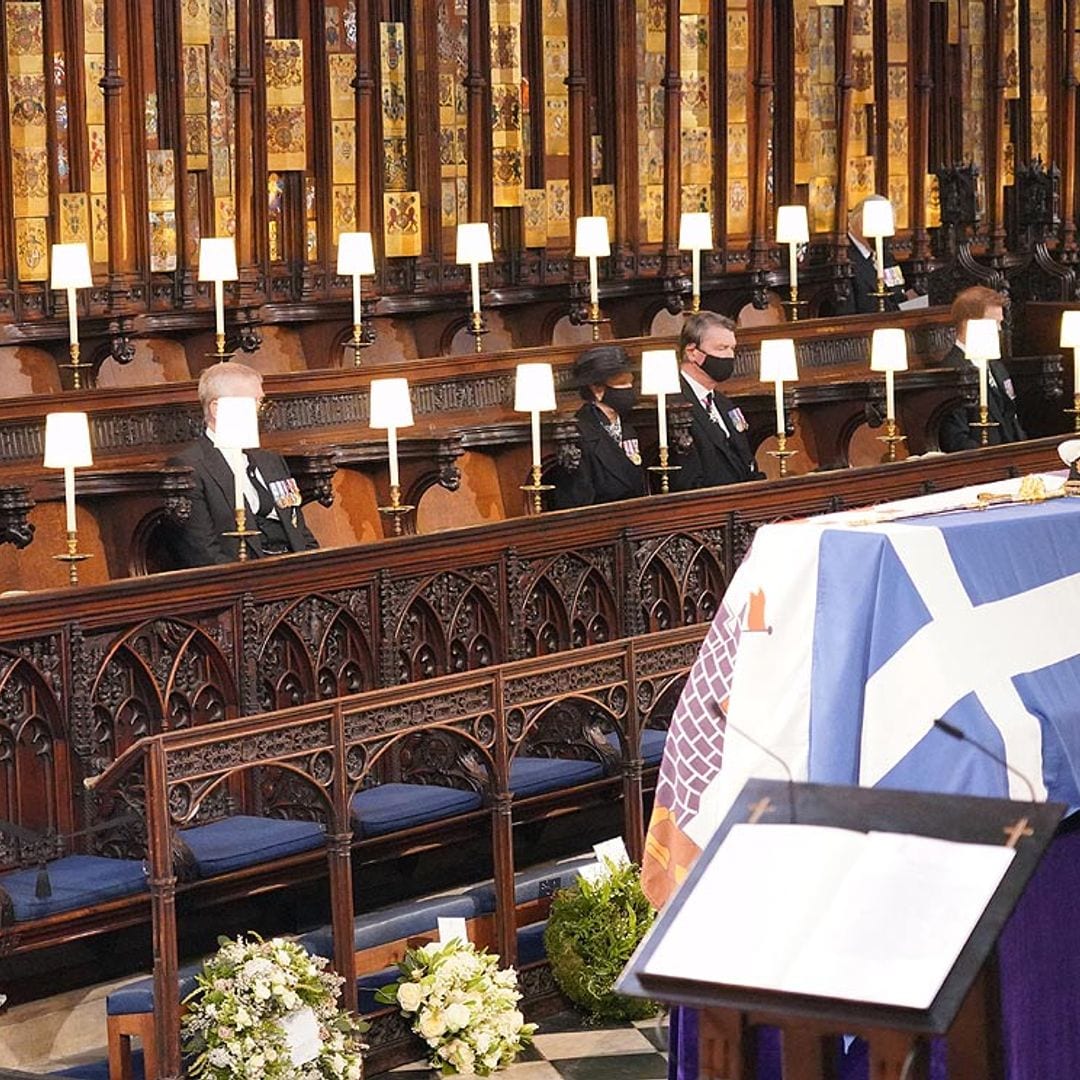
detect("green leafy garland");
top-left (544, 859), bottom-right (660, 1021)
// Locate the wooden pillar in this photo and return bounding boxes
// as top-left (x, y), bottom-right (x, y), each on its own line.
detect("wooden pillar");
top-left (233, 0), bottom-right (256, 268)
top-left (148, 745), bottom-right (182, 1080)
top-left (102, 0), bottom-right (134, 294)
top-left (353, 0), bottom-right (375, 233)
top-left (329, 705), bottom-right (358, 1012)
top-left (465, 0), bottom-right (491, 223)
top-left (164, 0), bottom-right (193, 303)
top-left (910, 0), bottom-right (932, 267)
top-left (623, 643), bottom-right (645, 863)
top-left (492, 673), bottom-right (517, 965)
top-left (1063, 0), bottom-right (1078, 254)
top-left (748, 0), bottom-right (774, 273)
top-left (660, 0), bottom-right (681, 273)
top-left (987, 0), bottom-right (1008, 260)
top-left (124, 0), bottom-right (149, 277)
top-left (833, 3), bottom-right (857, 270)
top-left (612, 0), bottom-right (639, 270)
top-left (567, 0), bottom-right (590, 223)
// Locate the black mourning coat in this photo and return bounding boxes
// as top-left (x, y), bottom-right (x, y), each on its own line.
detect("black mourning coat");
top-left (838, 242), bottom-right (905, 315)
top-left (670, 375), bottom-right (765, 491)
top-left (938, 344), bottom-right (1026, 452)
top-left (550, 403), bottom-right (647, 509)
top-left (168, 435), bottom-right (318, 566)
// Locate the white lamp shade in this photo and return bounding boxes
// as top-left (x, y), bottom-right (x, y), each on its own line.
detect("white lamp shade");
top-left (197, 237), bottom-right (238, 282)
top-left (1061, 310), bottom-right (1080, 348)
top-left (574, 216), bottom-right (610, 258)
top-left (370, 377), bottom-right (414, 429)
top-left (213, 396), bottom-right (260, 450)
top-left (759, 338), bottom-right (798, 382)
top-left (455, 222), bottom-right (494, 265)
top-left (861, 198), bottom-right (895, 238)
top-left (43, 412), bottom-right (93, 468)
top-left (678, 212), bottom-right (713, 251)
top-left (1058, 438), bottom-right (1080, 466)
top-left (640, 349), bottom-right (681, 395)
top-left (870, 328), bottom-right (909, 372)
top-left (337, 231), bottom-right (375, 276)
top-left (964, 318), bottom-right (1001, 361)
top-left (50, 243), bottom-right (92, 290)
top-left (514, 363), bottom-right (557, 412)
top-left (775, 205), bottom-right (810, 244)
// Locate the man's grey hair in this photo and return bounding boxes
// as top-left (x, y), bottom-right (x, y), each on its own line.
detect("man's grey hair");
top-left (678, 311), bottom-right (737, 357)
top-left (198, 361), bottom-right (263, 422)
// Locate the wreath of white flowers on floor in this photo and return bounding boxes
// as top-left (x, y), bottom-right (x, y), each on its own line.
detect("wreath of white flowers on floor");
top-left (376, 938), bottom-right (536, 1076)
top-left (182, 934), bottom-right (367, 1080)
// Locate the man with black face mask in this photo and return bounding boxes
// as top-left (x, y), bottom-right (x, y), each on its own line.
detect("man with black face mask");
top-left (550, 344), bottom-right (647, 509)
top-left (672, 311), bottom-right (765, 490)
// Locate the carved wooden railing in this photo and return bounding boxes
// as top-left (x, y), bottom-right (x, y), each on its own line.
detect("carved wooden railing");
top-left (0, 436), bottom-right (1066, 894)
top-left (83, 623), bottom-right (706, 1080)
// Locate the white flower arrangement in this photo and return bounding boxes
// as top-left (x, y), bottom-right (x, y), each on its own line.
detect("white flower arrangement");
top-left (375, 939), bottom-right (536, 1076)
top-left (182, 934), bottom-right (368, 1080)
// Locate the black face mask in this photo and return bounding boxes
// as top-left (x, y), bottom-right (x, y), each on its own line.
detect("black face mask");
top-left (602, 386), bottom-right (637, 418)
top-left (701, 354), bottom-right (736, 382)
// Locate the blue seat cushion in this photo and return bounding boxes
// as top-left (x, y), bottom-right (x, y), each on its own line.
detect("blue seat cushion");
top-left (0, 855), bottom-right (147, 922)
top-left (107, 961), bottom-right (203, 1016)
top-left (179, 816), bottom-right (325, 877)
top-left (508, 756), bottom-right (604, 798)
top-left (642, 727), bottom-right (668, 765)
top-left (350, 783), bottom-right (482, 838)
top-left (358, 966), bottom-right (400, 1014)
top-left (517, 920), bottom-right (548, 966)
top-left (604, 728), bottom-right (667, 764)
top-left (468, 852), bottom-right (598, 914)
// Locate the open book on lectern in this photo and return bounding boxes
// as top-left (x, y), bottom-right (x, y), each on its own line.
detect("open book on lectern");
top-left (622, 780), bottom-right (1064, 1029)
top-left (640, 822), bottom-right (1012, 1010)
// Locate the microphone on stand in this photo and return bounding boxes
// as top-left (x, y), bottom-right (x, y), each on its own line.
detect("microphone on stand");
top-left (719, 712), bottom-right (798, 824)
top-left (932, 718), bottom-right (1038, 803)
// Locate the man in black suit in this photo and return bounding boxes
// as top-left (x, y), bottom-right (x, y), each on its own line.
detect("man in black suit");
top-left (169, 361), bottom-right (319, 566)
top-left (550, 345), bottom-right (647, 509)
top-left (938, 286), bottom-right (1026, 452)
top-left (671, 311), bottom-right (765, 490)
top-left (839, 195), bottom-right (908, 315)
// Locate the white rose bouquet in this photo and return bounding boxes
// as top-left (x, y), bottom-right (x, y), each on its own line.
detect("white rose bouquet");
top-left (182, 934), bottom-right (368, 1080)
top-left (375, 939), bottom-right (536, 1076)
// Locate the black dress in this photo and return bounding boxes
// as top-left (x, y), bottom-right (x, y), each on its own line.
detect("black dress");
top-left (550, 404), bottom-right (647, 509)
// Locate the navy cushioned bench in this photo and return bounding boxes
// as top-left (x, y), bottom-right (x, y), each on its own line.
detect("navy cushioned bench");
top-left (0, 855), bottom-right (147, 921)
top-left (176, 815), bottom-right (326, 877)
top-left (508, 756), bottom-right (605, 798)
top-left (604, 728), bottom-right (668, 765)
top-left (350, 782), bottom-right (483, 838)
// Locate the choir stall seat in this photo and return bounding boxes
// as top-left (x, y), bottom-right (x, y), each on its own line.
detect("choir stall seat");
top-left (174, 815), bottom-right (327, 877)
top-left (350, 782), bottom-right (484, 838)
top-left (0, 855), bottom-right (148, 923)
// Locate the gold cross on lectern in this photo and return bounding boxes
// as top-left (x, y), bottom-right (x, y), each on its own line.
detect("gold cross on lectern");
top-left (1003, 817), bottom-right (1034, 849)
top-left (747, 797), bottom-right (773, 824)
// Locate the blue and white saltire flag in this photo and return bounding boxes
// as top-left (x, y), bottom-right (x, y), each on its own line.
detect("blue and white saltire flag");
top-left (669, 476), bottom-right (1080, 855)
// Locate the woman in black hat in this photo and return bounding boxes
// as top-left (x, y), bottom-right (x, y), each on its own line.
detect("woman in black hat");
top-left (550, 345), bottom-right (648, 509)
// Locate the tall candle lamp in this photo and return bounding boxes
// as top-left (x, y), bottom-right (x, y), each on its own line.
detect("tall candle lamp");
top-left (861, 198), bottom-right (895, 313)
top-left (50, 243), bottom-right (93, 390)
top-left (43, 411), bottom-right (94, 585)
top-left (214, 395), bottom-right (262, 560)
top-left (455, 223), bottom-right (494, 353)
top-left (965, 318), bottom-right (1001, 446)
top-left (641, 349), bottom-right (682, 493)
top-left (198, 237), bottom-right (238, 361)
top-left (775, 206), bottom-right (809, 321)
top-left (574, 216), bottom-right (610, 340)
top-left (515, 363), bottom-right (556, 513)
top-left (370, 377), bottom-right (415, 535)
top-left (337, 231), bottom-right (376, 366)
top-left (678, 213), bottom-right (712, 314)
top-left (1060, 310), bottom-right (1080, 432)
top-left (759, 339), bottom-right (799, 476)
top-left (870, 327), bottom-right (908, 462)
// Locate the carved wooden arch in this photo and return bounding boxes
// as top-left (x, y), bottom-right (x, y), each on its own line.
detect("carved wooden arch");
top-left (345, 722), bottom-right (498, 803)
top-left (91, 618), bottom-right (235, 749)
top-left (258, 593), bottom-right (376, 711)
top-left (517, 552), bottom-right (620, 655)
top-left (506, 691), bottom-right (623, 773)
top-left (128, 508), bottom-right (187, 577)
top-left (635, 531), bottom-right (726, 632)
top-left (0, 654), bottom-right (72, 856)
top-left (388, 571), bottom-right (502, 683)
top-left (167, 759), bottom-right (336, 830)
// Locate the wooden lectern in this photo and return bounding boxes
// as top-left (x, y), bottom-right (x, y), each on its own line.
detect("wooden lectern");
top-left (619, 780), bottom-right (1064, 1080)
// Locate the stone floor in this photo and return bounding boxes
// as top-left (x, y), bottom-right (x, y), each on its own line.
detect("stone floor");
top-left (374, 1010), bottom-right (670, 1080)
